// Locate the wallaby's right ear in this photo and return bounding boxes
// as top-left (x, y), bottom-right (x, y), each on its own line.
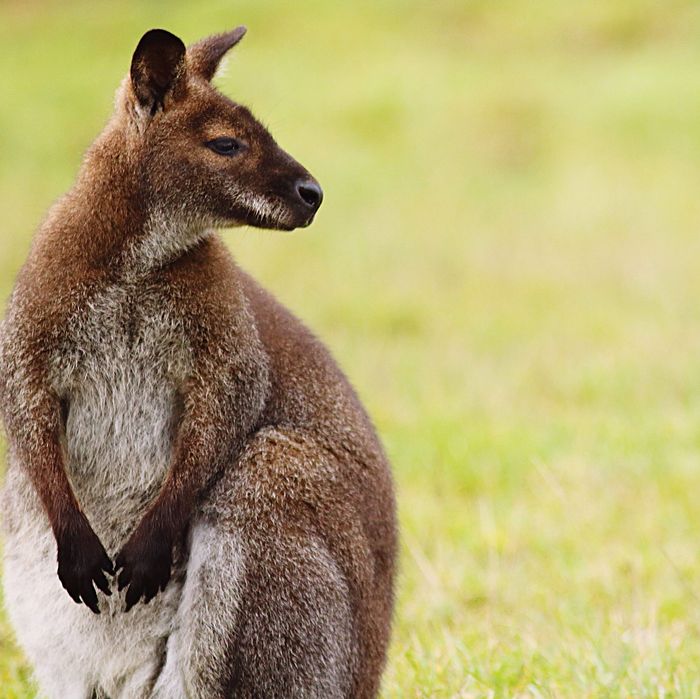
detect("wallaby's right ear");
top-left (130, 29), bottom-right (187, 116)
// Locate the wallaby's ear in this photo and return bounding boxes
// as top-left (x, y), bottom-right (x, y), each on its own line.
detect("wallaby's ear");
top-left (130, 29), bottom-right (187, 114)
top-left (187, 27), bottom-right (247, 82)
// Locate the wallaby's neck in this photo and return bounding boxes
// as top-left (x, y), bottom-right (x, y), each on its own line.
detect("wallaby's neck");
top-left (42, 123), bottom-right (209, 275)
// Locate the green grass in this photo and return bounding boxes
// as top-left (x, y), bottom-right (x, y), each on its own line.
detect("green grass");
top-left (4, 0), bottom-right (700, 696)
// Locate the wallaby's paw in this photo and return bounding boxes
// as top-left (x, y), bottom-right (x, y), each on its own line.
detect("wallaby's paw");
top-left (56, 513), bottom-right (114, 614)
top-left (115, 524), bottom-right (173, 612)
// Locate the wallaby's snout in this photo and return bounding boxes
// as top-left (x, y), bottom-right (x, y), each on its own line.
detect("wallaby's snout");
top-left (123, 27), bottom-right (323, 233)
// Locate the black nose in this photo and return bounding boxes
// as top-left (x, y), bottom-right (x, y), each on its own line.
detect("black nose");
top-left (296, 179), bottom-right (323, 211)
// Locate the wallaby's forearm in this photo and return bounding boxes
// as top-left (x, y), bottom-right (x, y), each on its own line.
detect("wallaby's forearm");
top-left (0, 338), bottom-right (78, 535)
top-left (132, 415), bottom-right (238, 541)
top-left (12, 417), bottom-right (80, 536)
top-left (150, 422), bottom-right (234, 528)
top-left (160, 353), bottom-right (270, 515)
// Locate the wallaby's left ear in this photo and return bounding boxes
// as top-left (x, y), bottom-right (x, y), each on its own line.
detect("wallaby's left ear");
top-left (130, 29), bottom-right (187, 115)
top-left (188, 27), bottom-right (247, 82)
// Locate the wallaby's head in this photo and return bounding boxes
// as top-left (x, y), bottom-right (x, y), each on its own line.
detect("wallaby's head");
top-left (115, 27), bottom-right (322, 232)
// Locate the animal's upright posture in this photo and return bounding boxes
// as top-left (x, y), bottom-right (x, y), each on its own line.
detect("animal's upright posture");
top-left (0, 27), bottom-right (396, 698)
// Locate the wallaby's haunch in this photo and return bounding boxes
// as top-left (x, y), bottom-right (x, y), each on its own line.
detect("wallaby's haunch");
top-left (0, 27), bottom-right (396, 698)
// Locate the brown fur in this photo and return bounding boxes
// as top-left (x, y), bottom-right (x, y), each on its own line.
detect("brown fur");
top-left (0, 26), bottom-right (396, 697)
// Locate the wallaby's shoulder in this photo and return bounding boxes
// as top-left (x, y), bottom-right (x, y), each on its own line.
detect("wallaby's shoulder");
top-left (237, 269), bottom-right (383, 457)
top-left (3, 181), bottom-right (127, 351)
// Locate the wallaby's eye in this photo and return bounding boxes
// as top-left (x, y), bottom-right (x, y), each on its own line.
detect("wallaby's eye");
top-left (206, 137), bottom-right (245, 156)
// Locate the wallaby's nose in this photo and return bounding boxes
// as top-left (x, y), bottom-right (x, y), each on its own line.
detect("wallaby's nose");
top-left (296, 179), bottom-right (323, 211)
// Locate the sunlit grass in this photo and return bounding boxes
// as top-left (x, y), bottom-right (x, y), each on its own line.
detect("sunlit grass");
top-left (4, 1), bottom-right (700, 696)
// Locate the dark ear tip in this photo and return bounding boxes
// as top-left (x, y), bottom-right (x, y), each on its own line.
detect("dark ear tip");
top-left (134, 28), bottom-right (186, 57)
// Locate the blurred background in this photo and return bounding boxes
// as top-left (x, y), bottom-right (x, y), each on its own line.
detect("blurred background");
top-left (4, 1), bottom-right (700, 696)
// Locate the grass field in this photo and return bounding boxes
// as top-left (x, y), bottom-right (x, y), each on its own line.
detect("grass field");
top-left (5, 1), bottom-right (700, 696)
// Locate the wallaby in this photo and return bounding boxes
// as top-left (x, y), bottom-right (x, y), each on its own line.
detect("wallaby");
top-left (0, 27), bottom-right (396, 699)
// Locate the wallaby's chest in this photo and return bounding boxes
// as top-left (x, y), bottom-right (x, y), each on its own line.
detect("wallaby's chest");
top-left (52, 281), bottom-right (192, 544)
top-left (54, 280), bottom-right (191, 398)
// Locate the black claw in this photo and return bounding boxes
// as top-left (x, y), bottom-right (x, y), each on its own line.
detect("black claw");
top-left (125, 584), bottom-right (141, 611)
top-left (94, 571), bottom-right (111, 596)
top-left (81, 582), bottom-right (99, 614)
top-left (67, 588), bottom-right (82, 605)
top-left (102, 555), bottom-right (115, 575)
top-left (83, 595), bottom-right (100, 614)
top-left (124, 593), bottom-right (138, 613)
top-left (117, 569), bottom-right (131, 591)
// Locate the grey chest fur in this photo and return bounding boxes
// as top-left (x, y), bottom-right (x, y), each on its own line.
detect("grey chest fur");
top-left (52, 281), bottom-right (192, 549)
